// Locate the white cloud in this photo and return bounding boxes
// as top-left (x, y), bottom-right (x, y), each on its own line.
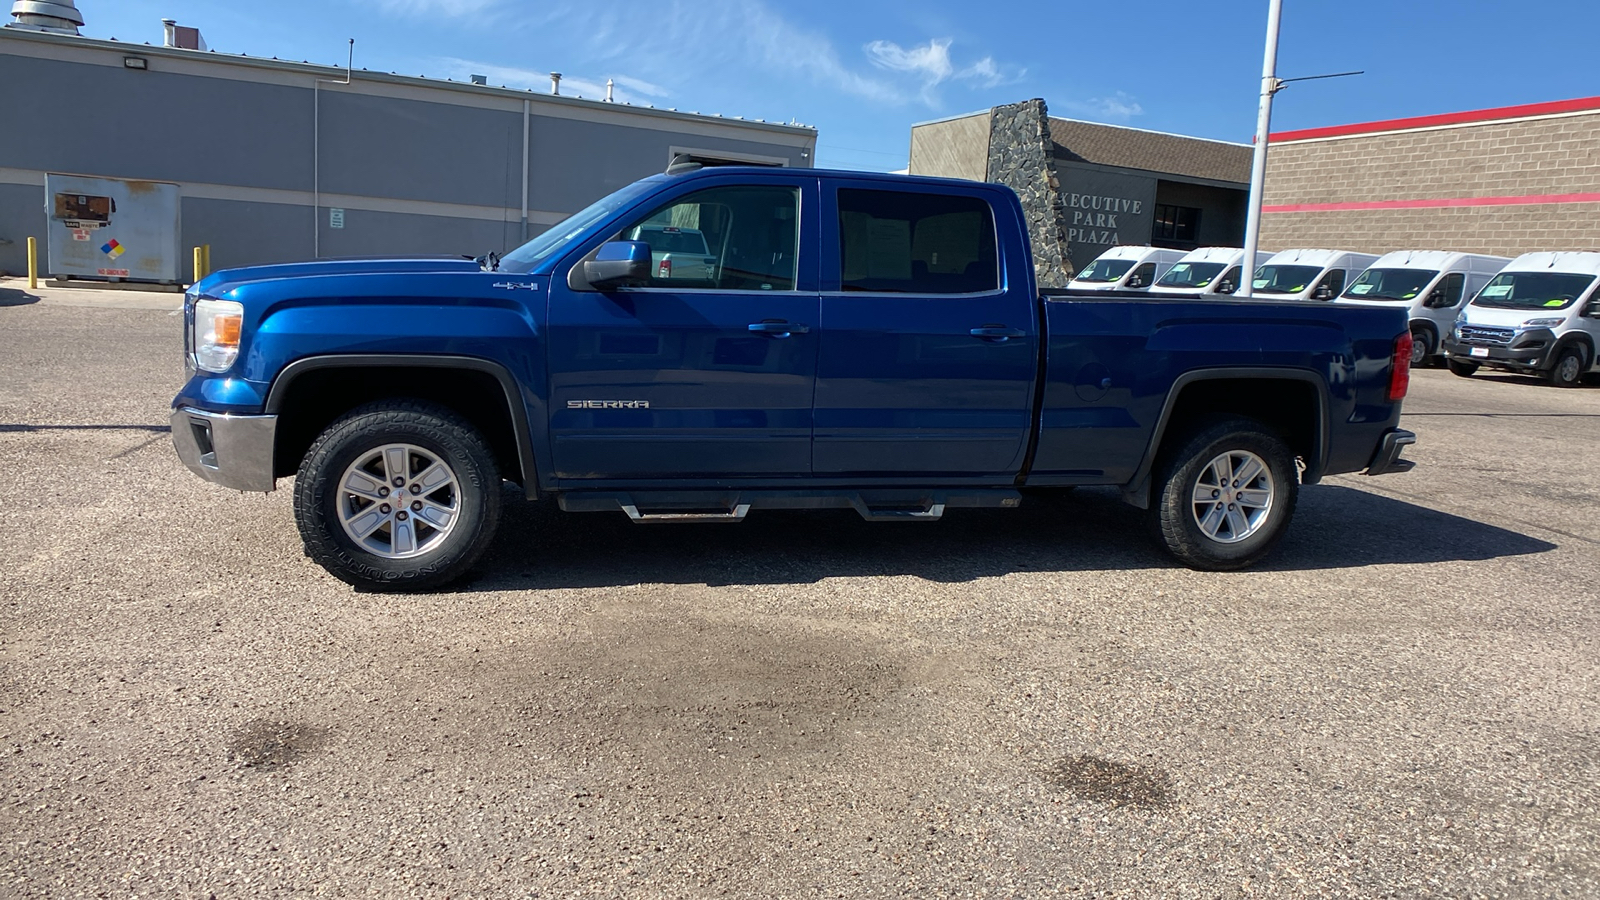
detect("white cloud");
top-left (863, 38), bottom-right (1022, 106)
top-left (366, 0), bottom-right (503, 16)
top-left (1082, 91), bottom-right (1144, 121)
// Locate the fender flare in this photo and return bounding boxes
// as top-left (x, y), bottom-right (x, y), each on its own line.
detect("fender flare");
top-left (264, 354), bottom-right (541, 498)
top-left (1121, 367), bottom-right (1331, 509)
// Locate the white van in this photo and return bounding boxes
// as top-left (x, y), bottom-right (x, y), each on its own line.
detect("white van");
top-left (1148, 247), bottom-right (1245, 296)
top-left (1249, 249), bottom-right (1380, 301)
top-left (1441, 251), bottom-right (1600, 388)
top-left (1070, 246), bottom-right (1187, 291)
top-left (1338, 250), bottom-right (1511, 365)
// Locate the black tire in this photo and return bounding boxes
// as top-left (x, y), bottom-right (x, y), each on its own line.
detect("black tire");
top-left (1548, 345), bottom-right (1588, 388)
top-left (294, 399), bottom-right (502, 591)
top-left (1149, 417), bottom-right (1299, 571)
top-left (1409, 325), bottom-right (1434, 368)
top-left (1447, 358), bottom-right (1479, 378)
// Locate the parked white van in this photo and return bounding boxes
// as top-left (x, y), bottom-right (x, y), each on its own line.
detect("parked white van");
top-left (1148, 247), bottom-right (1245, 296)
top-left (1441, 251), bottom-right (1600, 388)
top-left (1338, 250), bottom-right (1511, 365)
top-left (1070, 246), bottom-right (1187, 291)
top-left (1249, 249), bottom-right (1380, 301)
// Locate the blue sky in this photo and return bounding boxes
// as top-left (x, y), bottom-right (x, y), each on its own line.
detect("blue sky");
top-left (78, 0), bottom-right (1598, 171)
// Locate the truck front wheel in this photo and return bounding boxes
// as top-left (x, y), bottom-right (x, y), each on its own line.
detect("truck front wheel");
top-left (1549, 345), bottom-right (1588, 388)
top-left (1150, 418), bottom-right (1298, 571)
top-left (294, 400), bottom-right (502, 591)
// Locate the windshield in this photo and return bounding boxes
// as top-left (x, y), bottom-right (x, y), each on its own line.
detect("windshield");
top-left (1252, 264), bottom-right (1323, 295)
top-left (1075, 258), bottom-right (1136, 283)
top-left (1472, 271), bottom-right (1597, 310)
top-left (1342, 267), bottom-right (1437, 301)
top-left (498, 179), bottom-right (660, 274)
top-left (1156, 261), bottom-right (1227, 288)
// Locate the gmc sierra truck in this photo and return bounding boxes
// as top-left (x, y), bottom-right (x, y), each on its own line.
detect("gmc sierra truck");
top-left (171, 166), bottom-right (1417, 590)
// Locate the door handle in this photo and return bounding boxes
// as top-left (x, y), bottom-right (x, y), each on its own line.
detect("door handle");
top-left (970, 325), bottom-right (1026, 342)
top-left (749, 320), bottom-right (810, 338)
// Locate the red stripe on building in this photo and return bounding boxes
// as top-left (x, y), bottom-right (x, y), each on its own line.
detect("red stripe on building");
top-left (1269, 96), bottom-right (1600, 143)
top-left (1263, 192), bottom-right (1600, 213)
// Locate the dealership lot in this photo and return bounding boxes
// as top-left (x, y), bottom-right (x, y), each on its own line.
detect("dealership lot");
top-left (2, 284), bottom-right (1597, 897)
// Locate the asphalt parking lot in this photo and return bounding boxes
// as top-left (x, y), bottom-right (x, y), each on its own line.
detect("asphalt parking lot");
top-left (2, 280), bottom-right (1597, 898)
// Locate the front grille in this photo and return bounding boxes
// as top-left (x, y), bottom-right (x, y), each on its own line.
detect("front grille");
top-left (1458, 324), bottom-right (1514, 346)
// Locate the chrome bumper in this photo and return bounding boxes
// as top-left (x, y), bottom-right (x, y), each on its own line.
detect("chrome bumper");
top-left (170, 407), bottom-right (278, 492)
top-left (1365, 428), bottom-right (1416, 476)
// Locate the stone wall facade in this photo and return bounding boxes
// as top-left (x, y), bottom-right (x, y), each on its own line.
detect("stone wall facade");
top-left (986, 99), bottom-right (1075, 286)
top-left (1261, 105), bottom-right (1600, 255)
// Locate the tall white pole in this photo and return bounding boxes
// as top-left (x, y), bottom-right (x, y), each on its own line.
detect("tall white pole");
top-left (1240, 0), bottom-right (1283, 299)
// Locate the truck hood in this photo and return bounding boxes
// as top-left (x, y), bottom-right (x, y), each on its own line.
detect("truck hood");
top-left (192, 256), bottom-right (482, 296)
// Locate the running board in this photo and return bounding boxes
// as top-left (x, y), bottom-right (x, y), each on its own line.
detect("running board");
top-left (556, 489), bottom-right (1021, 523)
top-left (620, 503), bottom-right (751, 523)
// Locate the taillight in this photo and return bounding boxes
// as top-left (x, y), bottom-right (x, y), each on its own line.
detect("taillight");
top-left (1389, 331), bottom-right (1413, 401)
top-left (657, 259), bottom-right (671, 279)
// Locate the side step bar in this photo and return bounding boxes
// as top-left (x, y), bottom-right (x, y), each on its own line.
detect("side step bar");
top-left (558, 489), bottom-right (1020, 523)
top-left (620, 503), bottom-right (751, 523)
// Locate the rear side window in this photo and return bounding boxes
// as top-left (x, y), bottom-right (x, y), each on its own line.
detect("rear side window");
top-left (838, 189), bottom-right (997, 294)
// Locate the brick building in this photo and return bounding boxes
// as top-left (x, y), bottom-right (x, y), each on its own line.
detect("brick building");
top-left (1260, 96), bottom-right (1600, 256)
top-left (909, 100), bottom-right (1252, 278)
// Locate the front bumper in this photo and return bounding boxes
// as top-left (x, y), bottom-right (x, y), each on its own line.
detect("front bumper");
top-left (1440, 327), bottom-right (1557, 371)
top-left (170, 407), bottom-right (278, 492)
top-left (1365, 428), bottom-right (1416, 476)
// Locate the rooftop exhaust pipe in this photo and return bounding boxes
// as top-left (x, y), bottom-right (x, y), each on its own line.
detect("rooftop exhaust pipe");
top-left (605, 78), bottom-right (614, 102)
top-left (550, 72), bottom-right (561, 95)
top-left (7, 0), bottom-right (84, 34)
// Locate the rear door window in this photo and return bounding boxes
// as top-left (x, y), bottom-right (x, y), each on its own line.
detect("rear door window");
top-left (837, 189), bottom-right (997, 294)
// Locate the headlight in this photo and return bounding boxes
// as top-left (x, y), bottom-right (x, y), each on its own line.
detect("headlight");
top-left (193, 298), bottom-right (243, 373)
top-left (1521, 317), bottom-right (1564, 329)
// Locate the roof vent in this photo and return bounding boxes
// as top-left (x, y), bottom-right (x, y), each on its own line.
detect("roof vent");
top-left (7, 0), bottom-right (84, 34)
top-left (470, 74), bottom-right (487, 85)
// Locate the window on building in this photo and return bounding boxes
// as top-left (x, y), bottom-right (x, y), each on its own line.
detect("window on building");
top-left (1152, 204), bottom-right (1201, 246)
top-left (838, 189), bottom-right (998, 294)
top-left (619, 185), bottom-right (799, 291)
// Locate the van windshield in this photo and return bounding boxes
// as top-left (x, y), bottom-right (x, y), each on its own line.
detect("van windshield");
top-left (499, 179), bottom-right (660, 274)
top-left (1075, 259), bottom-right (1136, 283)
top-left (1252, 264), bottom-right (1323, 294)
top-left (1157, 262), bottom-right (1226, 288)
top-left (1343, 268), bottom-right (1437, 301)
top-left (1473, 271), bottom-right (1597, 310)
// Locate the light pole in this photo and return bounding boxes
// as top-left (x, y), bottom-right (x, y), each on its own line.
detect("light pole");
top-left (1239, 1), bottom-right (1361, 298)
top-left (1239, 0), bottom-right (1283, 299)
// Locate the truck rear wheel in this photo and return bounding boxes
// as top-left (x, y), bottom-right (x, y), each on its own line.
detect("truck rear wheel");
top-left (294, 400), bottom-right (501, 591)
top-left (1149, 418), bottom-right (1298, 571)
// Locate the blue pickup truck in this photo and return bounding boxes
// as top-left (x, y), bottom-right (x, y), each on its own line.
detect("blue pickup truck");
top-left (172, 166), bottom-right (1416, 590)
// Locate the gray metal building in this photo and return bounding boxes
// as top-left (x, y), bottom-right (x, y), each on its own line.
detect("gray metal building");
top-left (0, 11), bottom-right (815, 280)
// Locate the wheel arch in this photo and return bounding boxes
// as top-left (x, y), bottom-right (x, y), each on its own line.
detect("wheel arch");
top-left (1551, 332), bottom-right (1595, 368)
top-left (265, 354), bottom-right (539, 497)
top-left (1121, 368), bottom-right (1329, 509)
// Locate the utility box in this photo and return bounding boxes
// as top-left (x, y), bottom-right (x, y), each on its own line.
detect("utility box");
top-left (45, 173), bottom-right (181, 283)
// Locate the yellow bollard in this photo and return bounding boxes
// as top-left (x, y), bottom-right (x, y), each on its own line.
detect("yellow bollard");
top-left (27, 236), bottom-right (37, 290)
top-left (202, 243), bottom-right (211, 278)
top-left (193, 246), bottom-right (204, 284)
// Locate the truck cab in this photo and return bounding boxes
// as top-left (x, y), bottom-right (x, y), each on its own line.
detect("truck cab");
top-left (1338, 250), bottom-right (1510, 365)
top-left (1251, 249), bottom-right (1379, 301)
top-left (1148, 247), bottom-right (1245, 296)
top-left (1070, 246), bottom-right (1187, 291)
top-left (1441, 251), bottom-right (1600, 387)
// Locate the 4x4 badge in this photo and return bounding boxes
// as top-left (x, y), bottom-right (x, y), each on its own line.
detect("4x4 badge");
top-left (492, 281), bottom-right (537, 290)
